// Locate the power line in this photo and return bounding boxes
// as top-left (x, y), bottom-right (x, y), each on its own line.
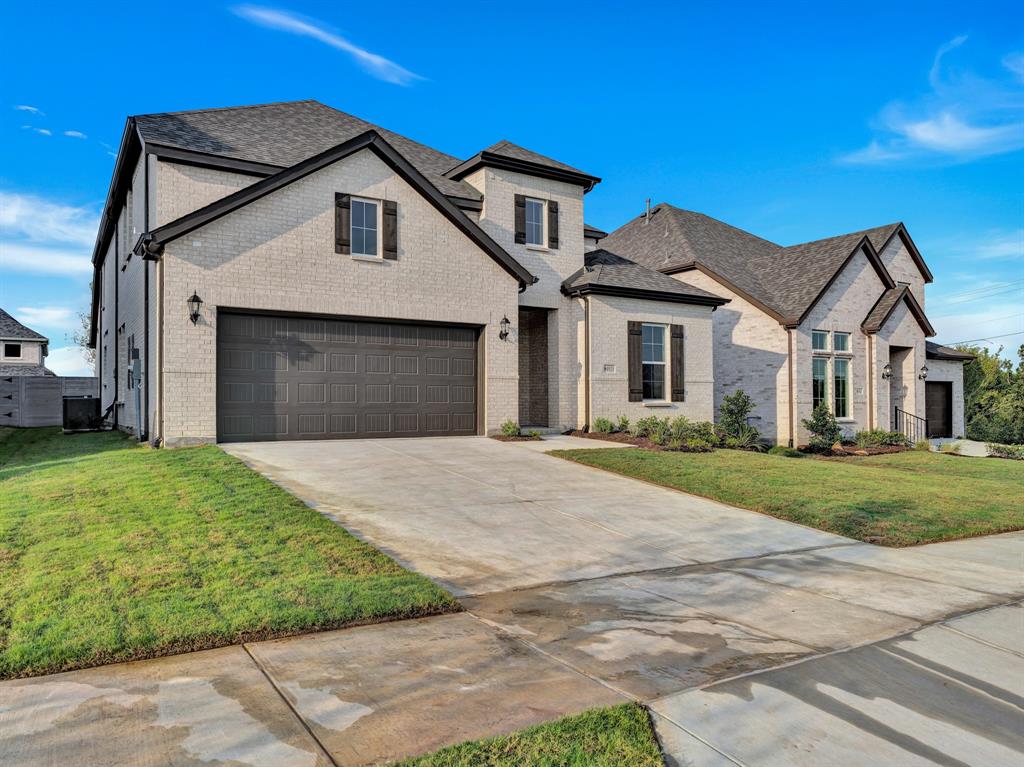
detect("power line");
top-left (943, 331), bottom-right (1024, 346)
top-left (936, 278), bottom-right (1024, 301)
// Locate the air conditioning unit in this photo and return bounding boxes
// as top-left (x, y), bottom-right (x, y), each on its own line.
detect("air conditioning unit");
top-left (63, 397), bottom-right (101, 432)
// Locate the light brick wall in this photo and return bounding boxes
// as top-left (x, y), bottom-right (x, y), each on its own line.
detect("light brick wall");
top-left (876, 300), bottom-right (927, 429)
top-left (878, 234), bottom-right (926, 308)
top-left (674, 270), bottom-right (790, 442)
top-left (155, 161), bottom-right (254, 226)
top-left (925, 359), bottom-right (966, 438)
top-left (795, 248), bottom-right (890, 442)
top-left (0, 340), bottom-right (44, 365)
top-left (158, 148), bottom-right (521, 445)
top-left (587, 295), bottom-right (715, 424)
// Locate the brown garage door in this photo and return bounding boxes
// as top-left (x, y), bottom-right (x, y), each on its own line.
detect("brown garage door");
top-left (217, 312), bottom-right (479, 442)
top-left (926, 381), bottom-right (952, 439)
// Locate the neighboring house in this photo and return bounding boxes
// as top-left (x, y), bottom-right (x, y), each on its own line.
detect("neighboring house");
top-left (600, 204), bottom-right (972, 443)
top-left (88, 100), bottom-right (726, 446)
top-left (0, 309), bottom-right (54, 377)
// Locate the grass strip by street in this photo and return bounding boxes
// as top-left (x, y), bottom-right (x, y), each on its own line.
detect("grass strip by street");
top-left (551, 447), bottom-right (1024, 547)
top-left (395, 703), bottom-right (665, 767)
top-left (0, 428), bottom-right (457, 679)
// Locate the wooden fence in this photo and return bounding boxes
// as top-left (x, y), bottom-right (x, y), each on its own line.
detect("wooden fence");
top-left (0, 376), bottom-right (99, 428)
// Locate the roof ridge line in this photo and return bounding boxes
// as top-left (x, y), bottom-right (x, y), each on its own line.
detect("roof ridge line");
top-left (134, 99), bottom-right (320, 119)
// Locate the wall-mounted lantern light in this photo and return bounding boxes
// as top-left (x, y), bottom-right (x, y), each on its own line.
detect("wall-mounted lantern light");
top-left (499, 315), bottom-right (511, 341)
top-left (187, 291), bottom-right (203, 325)
top-left (881, 362), bottom-right (893, 380)
top-left (918, 365), bottom-right (929, 380)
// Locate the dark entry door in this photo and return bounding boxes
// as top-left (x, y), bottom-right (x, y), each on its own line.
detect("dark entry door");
top-left (217, 312), bottom-right (478, 442)
top-left (925, 381), bottom-right (952, 438)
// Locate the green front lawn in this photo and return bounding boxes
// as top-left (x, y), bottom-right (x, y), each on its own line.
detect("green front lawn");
top-left (552, 447), bottom-right (1024, 547)
top-left (397, 704), bottom-right (665, 767)
top-left (0, 428), bottom-right (456, 679)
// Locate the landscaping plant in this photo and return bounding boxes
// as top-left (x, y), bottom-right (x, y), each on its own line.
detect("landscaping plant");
top-left (499, 420), bottom-right (522, 437)
top-left (768, 444), bottom-right (805, 458)
top-left (802, 404), bottom-right (842, 451)
top-left (854, 429), bottom-right (911, 448)
top-left (593, 416), bottom-right (616, 434)
top-left (988, 443), bottom-right (1024, 460)
top-left (617, 415), bottom-right (630, 433)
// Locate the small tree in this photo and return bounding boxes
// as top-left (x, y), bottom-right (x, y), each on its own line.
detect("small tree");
top-left (802, 404), bottom-right (841, 451)
top-left (70, 309), bottom-right (96, 366)
top-left (720, 389), bottom-right (756, 438)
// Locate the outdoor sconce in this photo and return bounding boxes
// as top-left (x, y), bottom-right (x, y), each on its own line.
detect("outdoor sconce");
top-left (918, 365), bottom-right (929, 380)
top-left (499, 315), bottom-right (511, 341)
top-left (187, 291), bottom-right (203, 325)
top-left (881, 362), bottom-right (893, 380)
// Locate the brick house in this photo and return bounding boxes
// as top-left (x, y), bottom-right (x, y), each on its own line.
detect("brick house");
top-left (88, 100), bottom-right (968, 446)
top-left (0, 309), bottom-right (53, 377)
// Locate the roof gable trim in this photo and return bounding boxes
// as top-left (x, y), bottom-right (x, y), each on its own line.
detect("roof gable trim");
top-left (446, 150), bottom-right (601, 192)
top-left (664, 263), bottom-right (787, 323)
top-left (138, 131), bottom-right (535, 286)
top-left (862, 285), bottom-right (936, 337)
top-left (795, 237), bottom-right (896, 326)
top-left (878, 223), bottom-right (934, 284)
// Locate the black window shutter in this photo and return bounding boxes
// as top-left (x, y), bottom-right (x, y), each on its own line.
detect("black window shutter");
top-left (548, 200), bottom-right (559, 249)
top-left (514, 194), bottom-right (526, 244)
top-left (628, 321), bottom-right (643, 402)
top-left (671, 324), bottom-right (685, 402)
top-left (383, 200), bottom-right (398, 260)
top-left (335, 193), bottom-right (351, 254)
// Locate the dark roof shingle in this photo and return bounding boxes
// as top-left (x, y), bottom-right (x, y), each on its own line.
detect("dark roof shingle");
top-left (135, 100), bottom-right (480, 200)
top-left (562, 249), bottom-right (728, 306)
top-left (600, 204), bottom-right (905, 323)
top-left (0, 309), bottom-right (48, 341)
top-left (0, 364), bottom-right (55, 376)
top-left (926, 341), bottom-right (976, 361)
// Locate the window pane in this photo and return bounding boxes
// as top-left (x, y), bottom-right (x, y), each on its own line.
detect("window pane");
top-left (364, 227), bottom-right (377, 255)
top-left (525, 199), bottom-right (544, 245)
top-left (352, 227), bottom-right (365, 255)
top-left (643, 363), bottom-right (665, 400)
top-left (833, 358), bottom-right (849, 418)
top-left (834, 332), bottom-right (850, 352)
top-left (364, 202), bottom-right (378, 231)
top-left (642, 325), bottom-right (664, 362)
top-left (812, 330), bottom-right (829, 351)
top-left (352, 201), bottom-right (364, 227)
top-left (812, 357), bottom-right (828, 410)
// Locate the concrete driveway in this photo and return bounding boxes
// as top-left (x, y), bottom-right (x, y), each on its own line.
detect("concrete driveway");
top-left (4, 436), bottom-right (1021, 767)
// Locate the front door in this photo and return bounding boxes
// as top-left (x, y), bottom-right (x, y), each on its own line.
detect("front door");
top-left (925, 381), bottom-right (952, 438)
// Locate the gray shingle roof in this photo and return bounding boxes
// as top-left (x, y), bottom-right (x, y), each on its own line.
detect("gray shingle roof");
top-left (562, 249), bottom-right (728, 306)
top-left (600, 204), bottom-right (904, 323)
top-left (479, 140), bottom-right (592, 177)
top-left (926, 341), bottom-right (975, 361)
top-left (862, 285), bottom-right (907, 332)
top-left (0, 364), bottom-right (55, 376)
top-left (134, 100), bottom-right (480, 200)
top-left (0, 309), bottom-right (47, 341)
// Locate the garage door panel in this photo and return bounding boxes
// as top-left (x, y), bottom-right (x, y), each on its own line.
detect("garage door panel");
top-left (217, 312), bottom-right (478, 442)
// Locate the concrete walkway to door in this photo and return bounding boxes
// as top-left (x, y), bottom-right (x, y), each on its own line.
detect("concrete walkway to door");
top-left (3, 436), bottom-right (1021, 767)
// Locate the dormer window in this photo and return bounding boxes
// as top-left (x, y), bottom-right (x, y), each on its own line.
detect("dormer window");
top-left (350, 198), bottom-right (379, 257)
top-left (525, 198), bottom-right (545, 246)
top-left (3, 343), bottom-right (21, 359)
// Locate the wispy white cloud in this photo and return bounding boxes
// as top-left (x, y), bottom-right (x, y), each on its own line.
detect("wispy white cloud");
top-left (15, 306), bottom-right (75, 330)
top-left (34, 128), bottom-right (52, 136)
top-left (46, 345), bottom-right (94, 377)
top-left (0, 191), bottom-right (98, 246)
top-left (232, 5), bottom-right (423, 85)
top-left (14, 104), bottom-right (42, 115)
top-left (63, 130), bottom-right (87, 139)
top-left (840, 36), bottom-right (1024, 164)
top-left (0, 243), bottom-right (92, 276)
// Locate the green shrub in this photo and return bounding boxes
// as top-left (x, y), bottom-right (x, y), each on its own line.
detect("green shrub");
top-left (632, 416), bottom-right (661, 439)
top-left (914, 438), bottom-right (932, 451)
top-left (688, 421), bottom-right (719, 446)
top-left (719, 390), bottom-right (756, 437)
top-left (669, 415), bottom-right (690, 443)
top-left (500, 420), bottom-right (521, 437)
top-left (724, 426), bottom-right (762, 450)
top-left (768, 444), bottom-right (805, 458)
top-left (526, 429), bottom-right (541, 439)
top-left (593, 417), bottom-right (616, 434)
top-left (802, 404), bottom-right (842, 451)
top-left (987, 443), bottom-right (1024, 460)
top-left (617, 415), bottom-right (630, 433)
top-left (684, 437), bottom-right (716, 452)
top-left (855, 429), bottom-right (911, 448)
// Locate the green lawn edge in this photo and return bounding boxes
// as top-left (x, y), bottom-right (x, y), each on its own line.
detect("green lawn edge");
top-left (0, 428), bottom-right (459, 679)
top-left (550, 447), bottom-right (1024, 547)
top-left (395, 703), bottom-right (665, 767)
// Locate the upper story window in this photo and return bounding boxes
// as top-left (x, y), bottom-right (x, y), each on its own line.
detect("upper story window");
top-left (351, 198), bottom-right (379, 257)
top-left (3, 343), bottom-right (22, 359)
top-left (812, 330), bottom-right (829, 351)
top-left (833, 332), bottom-right (851, 353)
top-left (525, 198), bottom-right (545, 246)
top-left (642, 324), bottom-right (666, 400)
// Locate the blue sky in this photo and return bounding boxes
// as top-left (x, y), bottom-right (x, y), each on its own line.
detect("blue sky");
top-left (2, 1), bottom-right (1021, 375)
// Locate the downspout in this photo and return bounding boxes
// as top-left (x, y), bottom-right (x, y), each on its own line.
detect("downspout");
top-left (113, 220), bottom-right (119, 429)
top-left (142, 155), bottom-right (150, 441)
top-left (157, 254), bottom-right (165, 446)
top-left (867, 334), bottom-right (874, 430)
top-left (787, 327), bottom-right (795, 447)
top-left (584, 295), bottom-right (592, 430)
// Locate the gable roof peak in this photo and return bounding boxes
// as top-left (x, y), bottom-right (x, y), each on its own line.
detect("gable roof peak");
top-left (0, 308), bottom-right (48, 342)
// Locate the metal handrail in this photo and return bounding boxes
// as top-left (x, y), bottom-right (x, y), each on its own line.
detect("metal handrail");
top-left (895, 407), bottom-right (928, 442)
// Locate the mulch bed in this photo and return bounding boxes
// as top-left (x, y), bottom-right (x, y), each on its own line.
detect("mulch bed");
top-left (566, 430), bottom-right (710, 452)
top-left (490, 435), bottom-right (542, 442)
top-left (804, 443), bottom-right (911, 457)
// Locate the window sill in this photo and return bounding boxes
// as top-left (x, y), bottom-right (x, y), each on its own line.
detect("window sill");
top-left (642, 401), bottom-right (673, 408)
top-left (525, 244), bottom-right (549, 253)
top-left (836, 417), bottom-right (855, 423)
top-left (350, 254), bottom-right (385, 263)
